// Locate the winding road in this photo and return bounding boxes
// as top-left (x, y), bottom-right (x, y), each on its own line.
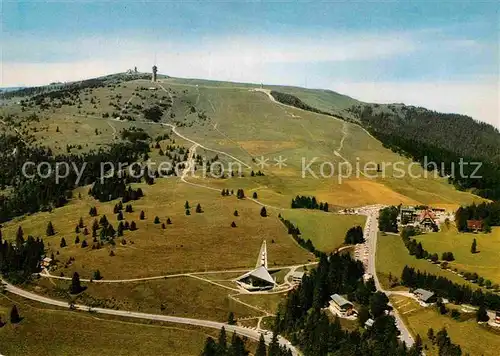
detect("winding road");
top-left (0, 278), bottom-right (299, 354)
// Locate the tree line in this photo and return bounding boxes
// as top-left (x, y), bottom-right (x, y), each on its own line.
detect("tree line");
top-left (351, 105), bottom-right (500, 200)
top-left (401, 265), bottom-right (500, 311)
top-left (291, 195), bottom-right (329, 212)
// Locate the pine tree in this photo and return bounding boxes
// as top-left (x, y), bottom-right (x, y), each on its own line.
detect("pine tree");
top-left (260, 207), bottom-right (267, 217)
top-left (167, 218), bottom-right (172, 224)
top-left (99, 215), bottom-right (109, 227)
top-left (140, 211), bottom-right (145, 220)
top-left (130, 221), bottom-right (137, 231)
top-left (255, 334), bottom-right (267, 356)
top-left (252, 192), bottom-right (258, 199)
top-left (202, 337), bottom-right (218, 356)
top-left (185, 201), bottom-right (190, 209)
top-left (196, 203), bottom-right (203, 213)
top-left (81, 240), bottom-right (88, 248)
top-left (477, 306), bottom-right (489, 322)
top-left (227, 311), bottom-right (236, 325)
top-left (231, 221), bottom-right (237, 228)
top-left (117, 211), bottom-right (124, 221)
top-left (10, 305), bottom-right (21, 323)
top-left (186, 209), bottom-right (191, 216)
top-left (154, 216), bottom-right (160, 224)
top-left (234, 210), bottom-right (239, 217)
top-left (93, 270), bottom-right (102, 280)
top-left (46, 222), bottom-right (56, 236)
top-left (75, 225), bottom-right (80, 234)
top-left (78, 217), bottom-right (84, 228)
top-left (427, 327), bottom-right (435, 343)
top-left (218, 327), bottom-right (227, 353)
top-left (60, 237), bottom-right (67, 248)
top-left (471, 238), bottom-right (477, 253)
top-left (15, 226), bottom-right (24, 247)
top-left (69, 272), bottom-right (82, 294)
top-left (161, 223), bottom-right (166, 229)
top-left (75, 236), bottom-right (80, 244)
top-left (117, 222), bottom-right (124, 236)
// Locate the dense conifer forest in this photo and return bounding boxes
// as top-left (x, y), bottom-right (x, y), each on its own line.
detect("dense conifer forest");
top-left (350, 104), bottom-right (500, 200)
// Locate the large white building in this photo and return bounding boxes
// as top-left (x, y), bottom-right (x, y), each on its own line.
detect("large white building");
top-left (236, 240), bottom-right (276, 291)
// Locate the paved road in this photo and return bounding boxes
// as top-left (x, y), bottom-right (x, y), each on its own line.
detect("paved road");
top-left (1, 279), bottom-right (299, 355)
top-left (360, 206), bottom-right (415, 347)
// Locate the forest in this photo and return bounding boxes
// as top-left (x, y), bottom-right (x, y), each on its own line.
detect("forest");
top-left (273, 253), bottom-right (424, 356)
top-left (350, 104), bottom-right (500, 200)
top-left (0, 133), bottom-right (150, 222)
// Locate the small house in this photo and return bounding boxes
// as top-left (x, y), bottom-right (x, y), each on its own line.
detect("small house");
top-left (413, 288), bottom-right (436, 304)
top-left (329, 294), bottom-right (356, 317)
top-left (467, 220), bottom-right (483, 232)
top-left (364, 318), bottom-right (374, 329)
top-left (290, 271), bottom-right (304, 283)
top-left (41, 257), bottom-right (52, 268)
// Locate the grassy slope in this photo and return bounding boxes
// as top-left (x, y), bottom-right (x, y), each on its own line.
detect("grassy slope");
top-left (34, 276), bottom-right (261, 322)
top-left (415, 226), bottom-right (500, 285)
top-left (281, 210), bottom-right (366, 253)
top-left (160, 78), bottom-right (483, 209)
top-left (2, 179), bottom-right (312, 279)
top-left (376, 232), bottom-right (478, 290)
top-left (0, 294), bottom-right (214, 356)
top-left (390, 295), bottom-right (500, 356)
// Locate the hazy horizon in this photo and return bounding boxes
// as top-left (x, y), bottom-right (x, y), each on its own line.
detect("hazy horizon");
top-left (2, 1), bottom-right (498, 127)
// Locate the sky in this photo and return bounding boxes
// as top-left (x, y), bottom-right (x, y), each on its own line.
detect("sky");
top-left (2, 0), bottom-right (499, 127)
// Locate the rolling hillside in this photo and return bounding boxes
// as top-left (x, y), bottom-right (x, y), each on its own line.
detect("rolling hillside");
top-left (0, 73), bottom-right (488, 210)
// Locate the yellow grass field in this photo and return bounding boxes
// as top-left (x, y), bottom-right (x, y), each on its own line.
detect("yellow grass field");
top-left (376, 232), bottom-right (478, 290)
top-left (390, 295), bottom-right (500, 356)
top-left (0, 294), bottom-right (217, 356)
top-left (281, 210), bottom-right (366, 253)
top-left (2, 178), bottom-right (313, 279)
top-left (415, 226), bottom-right (500, 286)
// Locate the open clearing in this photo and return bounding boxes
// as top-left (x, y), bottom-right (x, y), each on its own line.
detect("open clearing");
top-left (415, 226), bottom-right (500, 286)
top-left (0, 294), bottom-right (218, 356)
top-left (376, 233), bottom-right (478, 290)
top-left (281, 210), bottom-right (366, 253)
top-left (2, 178), bottom-right (313, 279)
top-left (390, 295), bottom-right (500, 356)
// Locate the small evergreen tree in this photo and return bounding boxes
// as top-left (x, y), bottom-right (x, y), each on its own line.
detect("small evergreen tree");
top-left (46, 221), bottom-right (55, 236)
top-left (471, 238), bottom-right (477, 253)
top-left (139, 211), bottom-right (145, 220)
top-left (161, 223), bottom-right (166, 229)
top-left (167, 218), bottom-right (172, 224)
top-left (93, 270), bottom-right (102, 280)
top-left (81, 240), bottom-right (88, 248)
top-left (75, 225), bottom-right (80, 234)
top-left (196, 203), bottom-right (203, 213)
top-left (186, 209), bottom-right (191, 216)
top-left (477, 306), bottom-right (489, 322)
top-left (78, 217), bottom-right (84, 228)
top-left (130, 221), bottom-right (137, 231)
top-left (231, 221), bottom-right (237, 228)
top-left (75, 236), bottom-right (80, 244)
top-left (185, 201), bottom-right (190, 209)
top-left (255, 334), bottom-right (266, 356)
top-left (154, 216), bottom-right (160, 224)
top-left (227, 312), bottom-right (236, 325)
top-left (260, 207), bottom-right (267, 217)
top-left (117, 211), bottom-right (124, 221)
top-left (10, 305), bottom-right (21, 323)
top-left (60, 237), bottom-right (67, 248)
top-left (233, 210), bottom-right (239, 217)
top-left (69, 272), bottom-right (82, 294)
top-left (252, 192), bottom-right (258, 199)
